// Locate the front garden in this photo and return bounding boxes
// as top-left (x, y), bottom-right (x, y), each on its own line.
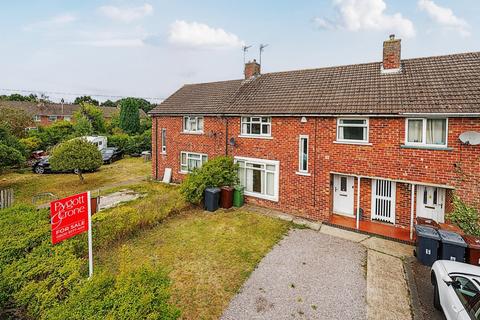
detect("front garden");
top-left (0, 181), bottom-right (290, 319)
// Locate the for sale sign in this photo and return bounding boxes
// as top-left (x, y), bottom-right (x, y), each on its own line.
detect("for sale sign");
top-left (51, 192), bottom-right (90, 244)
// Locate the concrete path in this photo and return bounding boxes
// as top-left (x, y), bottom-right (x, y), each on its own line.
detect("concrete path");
top-left (221, 229), bottom-right (367, 320)
top-left (98, 189), bottom-right (143, 210)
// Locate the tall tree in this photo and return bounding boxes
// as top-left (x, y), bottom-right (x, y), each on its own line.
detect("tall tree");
top-left (101, 99), bottom-right (117, 107)
top-left (119, 98), bottom-right (140, 134)
top-left (0, 107), bottom-right (34, 137)
top-left (74, 96), bottom-right (99, 106)
top-left (73, 103), bottom-right (106, 133)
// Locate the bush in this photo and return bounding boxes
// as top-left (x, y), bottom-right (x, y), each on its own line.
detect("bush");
top-left (28, 121), bottom-right (75, 150)
top-left (0, 143), bottom-right (24, 171)
top-left (19, 136), bottom-right (42, 153)
top-left (448, 196), bottom-right (480, 236)
top-left (49, 138), bottom-right (103, 182)
top-left (108, 131), bottom-right (151, 155)
top-left (180, 156), bottom-right (239, 204)
top-left (44, 267), bottom-right (180, 320)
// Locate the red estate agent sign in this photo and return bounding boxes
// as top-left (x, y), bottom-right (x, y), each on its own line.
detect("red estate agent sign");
top-left (51, 191), bottom-right (93, 277)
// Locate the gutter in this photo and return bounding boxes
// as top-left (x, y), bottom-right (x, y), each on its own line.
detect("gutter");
top-left (148, 112), bottom-right (480, 118)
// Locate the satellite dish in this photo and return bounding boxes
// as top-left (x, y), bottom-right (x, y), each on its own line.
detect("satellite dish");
top-left (459, 131), bottom-right (480, 145)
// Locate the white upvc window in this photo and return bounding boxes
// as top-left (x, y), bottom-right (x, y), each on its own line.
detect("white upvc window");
top-left (405, 118), bottom-right (448, 147)
top-left (63, 116), bottom-right (71, 122)
top-left (337, 118), bottom-right (369, 143)
top-left (180, 151), bottom-right (208, 173)
top-left (240, 116), bottom-right (271, 137)
top-left (183, 116), bottom-right (204, 133)
top-left (161, 128), bottom-right (167, 154)
top-left (33, 115), bottom-right (41, 122)
top-left (48, 115), bottom-right (58, 122)
top-left (236, 157), bottom-right (279, 202)
top-left (298, 135), bottom-right (309, 173)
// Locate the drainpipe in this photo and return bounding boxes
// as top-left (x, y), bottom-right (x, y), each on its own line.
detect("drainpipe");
top-left (410, 184), bottom-right (415, 240)
top-left (154, 117), bottom-right (158, 180)
top-left (356, 177), bottom-right (361, 229)
top-left (224, 116), bottom-right (229, 156)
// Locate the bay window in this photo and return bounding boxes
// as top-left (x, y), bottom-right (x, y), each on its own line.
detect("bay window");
top-left (406, 118), bottom-right (447, 147)
top-left (236, 157), bottom-right (279, 201)
top-left (241, 117), bottom-right (271, 137)
top-left (180, 152), bottom-right (208, 173)
top-left (337, 118), bottom-right (369, 143)
top-left (183, 116), bottom-right (204, 133)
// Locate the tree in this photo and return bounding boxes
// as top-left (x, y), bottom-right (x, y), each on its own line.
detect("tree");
top-left (119, 98), bottom-right (140, 134)
top-left (74, 96), bottom-right (99, 106)
top-left (73, 116), bottom-right (94, 136)
top-left (101, 99), bottom-right (117, 107)
top-left (0, 143), bottom-right (24, 172)
top-left (0, 93), bottom-right (37, 102)
top-left (0, 107), bottom-right (34, 138)
top-left (28, 121), bottom-right (75, 149)
top-left (73, 103), bottom-right (106, 133)
top-left (49, 138), bottom-right (103, 182)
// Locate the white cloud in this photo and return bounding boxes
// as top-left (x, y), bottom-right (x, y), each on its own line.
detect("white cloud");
top-left (98, 3), bottom-right (153, 23)
top-left (418, 0), bottom-right (470, 37)
top-left (23, 13), bottom-right (77, 31)
top-left (71, 29), bottom-right (147, 47)
top-left (314, 0), bottom-right (415, 38)
top-left (168, 20), bottom-right (244, 49)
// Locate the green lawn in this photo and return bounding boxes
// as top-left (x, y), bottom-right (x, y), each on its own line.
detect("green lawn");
top-left (96, 208), bottom-right (290, 320)
top-left (0, 157), bottom-right (151, 205)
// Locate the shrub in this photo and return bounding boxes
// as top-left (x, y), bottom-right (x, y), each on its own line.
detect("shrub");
top-left (73, 103), bottom-right (106, 134)
top-left (0, 143), bottom-right (24, 171)
top-left (180, 156), bottom-right (239, 204)
top-left (448, 196), bottom-right (480, 236)
top-left (44, 267), bottom-right (180, 320)
top-left (19, 136), bottom-right (42, 154)
top-left (108, 131), bottom-right (151, 155)
top-left (49, 138), bottom-right (103, 182)
top-left (28, 121), bottom-right (75, 150)
top-left (107, 133), bottom-right (130, 152)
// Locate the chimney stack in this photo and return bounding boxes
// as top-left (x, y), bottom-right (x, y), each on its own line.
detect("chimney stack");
top-left (244, 59), bottom-right (261, 79)
top-left (383, 34), bottom-right (401, 70)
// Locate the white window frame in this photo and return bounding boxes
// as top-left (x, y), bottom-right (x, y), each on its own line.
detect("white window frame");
top-left (180, 151), bottom-right (208, 173)
top-left (336, 118), bottom-right (369, 144)
top-left (63, 116), bottom-right (71, 122)
top-left (240, 116), bottom-right (272, 138)
top-left (405, 118), bottom-right (448, 148)
top-left (183, 116), bottom-right (204, 134)
top-left (161, 128), bottom-right (167, 154)
top-left (33, 115), bottom-right (41, 122)
top-left (48, 115), bottom-right (58, 122)
top-left (235, 156), bottom-right (279, 202)
top-left (298, 135), bottom-right (309, 174)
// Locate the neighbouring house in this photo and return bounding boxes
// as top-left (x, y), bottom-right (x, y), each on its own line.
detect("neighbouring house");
top-left (149, 35), bottom-right (480, 243)
top-left (0, 101), bottom-right (147, 128)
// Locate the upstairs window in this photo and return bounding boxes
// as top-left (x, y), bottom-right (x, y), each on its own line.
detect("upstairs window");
top-left (180, 152), bottom-right (207, 173)
top-left (33, 115), bottom-right (41, 122)
top-left (337, 118), bottom-right (369, 143)
top-left (183, 116), bottom-right (204, 133)
top-left (48, 115), bottom-right (58, 122)
top-left (241, 117), bottom-right (271, 137)
top-left (406, 118), bottom-right (447, 147)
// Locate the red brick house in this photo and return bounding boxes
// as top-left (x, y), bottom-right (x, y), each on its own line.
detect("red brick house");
top-left (149, 36), bottom-right (480, 242)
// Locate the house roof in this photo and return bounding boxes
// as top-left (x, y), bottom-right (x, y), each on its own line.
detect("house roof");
top-left (149, 51), bottom-right (480, 116)
top-left (0, 101), bottom-right (147, 118)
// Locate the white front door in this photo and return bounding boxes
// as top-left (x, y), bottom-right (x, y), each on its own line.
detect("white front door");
top-left (333, 175), bottom-right (354, 216)
top-left (416, 186), bottom-right (446, 223)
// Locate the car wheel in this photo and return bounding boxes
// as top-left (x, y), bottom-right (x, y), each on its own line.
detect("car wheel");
top-left (73, 168), bottom-right (80, 174)
top-left (433, 283), bottom-right (441, 310)
top-left (35, 166), bottom-right (45, 174)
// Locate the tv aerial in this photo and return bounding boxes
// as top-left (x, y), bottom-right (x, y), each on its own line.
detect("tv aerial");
top-left (259, 44), bottom-right (269, 66)
top-left (242, 45), bottom-right (252, 64)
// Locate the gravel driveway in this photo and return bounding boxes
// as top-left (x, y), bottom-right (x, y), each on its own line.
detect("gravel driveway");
top-left (221, 228), bottom-right (367, 320)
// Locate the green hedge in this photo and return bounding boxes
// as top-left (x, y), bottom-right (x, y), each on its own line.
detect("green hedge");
top-left (448, 196), bottom-right (480, 236)
top-left (0, 184), bottom-right (184, 319)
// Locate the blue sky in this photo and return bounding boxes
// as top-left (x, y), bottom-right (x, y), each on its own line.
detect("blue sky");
top-left (0, 0), bottom-right (479, 103)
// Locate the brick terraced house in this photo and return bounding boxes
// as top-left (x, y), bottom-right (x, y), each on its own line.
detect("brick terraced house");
top-left (149, 36), bottom-right (480, 243)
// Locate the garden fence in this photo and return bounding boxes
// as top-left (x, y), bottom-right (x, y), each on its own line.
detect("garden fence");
top-left (0, 188), bottom-right (14, 209)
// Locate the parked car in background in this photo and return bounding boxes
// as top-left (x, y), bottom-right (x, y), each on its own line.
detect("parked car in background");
top-left (431, 260), bottom-right (480, 319)
top-left (32, 156), bottom-right (52, 174)
top-left (101, 147), bottom-right (123, 164)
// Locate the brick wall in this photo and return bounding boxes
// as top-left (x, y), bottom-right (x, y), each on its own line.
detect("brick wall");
top-left (152, 115), bottom-right (480, 227)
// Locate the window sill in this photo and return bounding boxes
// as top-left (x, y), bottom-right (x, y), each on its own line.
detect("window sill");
top-left (181, 131), bottom-right (204, 135)
top-left (295, 171), bottom-right (311, 176)
top-left (178, 171), bottom-right (189, 175)
top-left (333, 141), bottom-right (372, 146)
top-left (238, 135), bottom-right (273, 140)
top-left (400, 145), bottom-right (453, 151)
top-left (244, 190), bottom-right (278, 202)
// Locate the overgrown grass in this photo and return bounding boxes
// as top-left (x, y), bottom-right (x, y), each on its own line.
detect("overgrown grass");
top-left (0, 157), bottom-right (150, 205)
top-left (96, 209), bottom-right (290, 320)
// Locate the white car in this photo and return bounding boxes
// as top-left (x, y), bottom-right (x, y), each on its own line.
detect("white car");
top-left (431, 260), bottom-right (480, 319)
